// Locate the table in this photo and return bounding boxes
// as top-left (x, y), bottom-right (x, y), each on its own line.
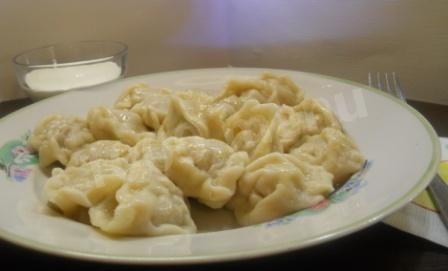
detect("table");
top-left (1, 98), bottom-right (447, 271)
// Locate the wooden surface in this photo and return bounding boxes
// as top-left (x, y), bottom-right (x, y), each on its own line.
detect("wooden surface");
top-left (0, 98), bottom-right (447, 271)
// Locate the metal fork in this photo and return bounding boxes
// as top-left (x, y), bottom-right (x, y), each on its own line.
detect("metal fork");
top-left (368, 72), bottom-right (448, 231)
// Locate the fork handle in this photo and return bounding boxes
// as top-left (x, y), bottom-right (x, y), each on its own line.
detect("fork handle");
top-left (427, 176), bottom-right (448, 231)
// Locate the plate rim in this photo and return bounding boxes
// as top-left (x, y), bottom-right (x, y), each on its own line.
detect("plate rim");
top-left (0, 67), bottom-right (441, 264)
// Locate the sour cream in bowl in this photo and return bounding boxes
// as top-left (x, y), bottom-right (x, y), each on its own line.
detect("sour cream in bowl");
top-left (13, 41), bottom-right (127, 101)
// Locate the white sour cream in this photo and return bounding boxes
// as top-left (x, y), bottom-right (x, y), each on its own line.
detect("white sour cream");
top-left (25, 61), bottom-right (121, 92)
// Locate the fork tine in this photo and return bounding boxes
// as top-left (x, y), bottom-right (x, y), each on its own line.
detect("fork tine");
top-left (376, 72), bottom-right (383, 91)
top-left (368, 72), bottom-right (405, 100)
top-left (368, 72), bottom-right (374, 88)
top-left (392, 72), bottom-right (406, 102)
top-left (368, 72), bottom-right (381, 89)
top-left (385, 72), bottom-right (392, 93)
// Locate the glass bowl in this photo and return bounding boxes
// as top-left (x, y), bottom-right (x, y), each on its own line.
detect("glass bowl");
top-left (13, 40), bottom-right (128, 101)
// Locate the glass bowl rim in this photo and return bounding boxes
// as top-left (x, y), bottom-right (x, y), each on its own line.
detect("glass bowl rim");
top-left (12, 40), bottom-right (128, 67)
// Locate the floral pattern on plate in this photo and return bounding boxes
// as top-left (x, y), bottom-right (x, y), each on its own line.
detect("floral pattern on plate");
top-left (0, 131), bottom-right (38, 182)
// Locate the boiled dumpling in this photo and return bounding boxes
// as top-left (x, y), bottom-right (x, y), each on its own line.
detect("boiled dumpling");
top-left (28, 114), bottom-right (94, 167)
top-left (45, 158), bottom-right (128, 217)
top-left (158, 91), bottom-right (212, 139)
top-left (127, 137), bottom-right (167, 172)
top-left (251, 100), bottom-right (342, 159)
top-left (205, 95), bottom-right (242, 141)
top-left (215, 72), bottom-right (304, 106)
top-left (290, 127), bottom-right (365, 186)
top-left (89, 160), bottom-right (196, 236)
top-left (293, 98), bottom-right (341, 135)
top-left (87, 106), bottom-right (153, 146)
top-left (131, 90), bottom-right (171, 131)
top-left (224, 99), bottom-right (278, 158)
top-left (162, 136), bottom-right (249, 208)
top-left (67, 140), bottom-right (131, 167)
top-left (227, 153), bottom-right (334, 226)
top-left (114, 83), bottom-right (150, 109)
top-left (114, 83), bottom-right (172, 130)
top-left (251, 105), bottom-right (304, 159)
top-left (128, 136), bottom-right (249, 208)
top-left (252, 98), bottom-right (341, 158)
top-left (114, 83), bottom-right (169, 110)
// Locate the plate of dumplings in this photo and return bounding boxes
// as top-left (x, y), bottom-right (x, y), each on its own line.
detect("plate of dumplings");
top-left (0, 68), bottom-right (440, 264)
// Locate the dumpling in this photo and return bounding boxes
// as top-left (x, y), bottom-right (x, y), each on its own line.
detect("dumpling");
top-left (260, 72), bottom-right (304, 105)
top-left (87, 106), bottom-right (153, 146)
top-left (131, 90), bottom-right (171, 131)
top-left (215, 72), bottom-right (304, 106)
top-left (251, 100), bottom-right (342, 159)
top-left (205, 95), bottom-right (242, 141)
top-left (114, 83), bottom-right (151, 109)
top-left (293, 98), bottom-right (342, 135)
top-left (67, 140), bottom-right (131, 167)
top-left (158, 91), bottom-right (212, 138)
top-left (127, 137), bottom-right (167, 172)
top-left (44, 158), bottom-right (128, 217)
top-left (250, 105), bottom-right (304, 159)
top-left (128, 136), bottom-right (249, 209)
top-left (89, 160), bottom-right (196, 236)
top-left (162, 136), bottom-right (249, 209)
top-left (227, 153), bottom-right (334, 226)
top-left (114, 83), bottom-right (172, 130)
top-left (114, 83), bottom-right (169, 110)
top-left (224, 99), bottom-right (278, 158)
top-left (290, 127), bottom-right (365, 186)
top-left (28, 114), bottom-right (94, 167)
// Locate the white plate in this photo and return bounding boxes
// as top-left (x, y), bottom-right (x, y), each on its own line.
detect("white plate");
top-left (0, 68), bottom-right (440, 264)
